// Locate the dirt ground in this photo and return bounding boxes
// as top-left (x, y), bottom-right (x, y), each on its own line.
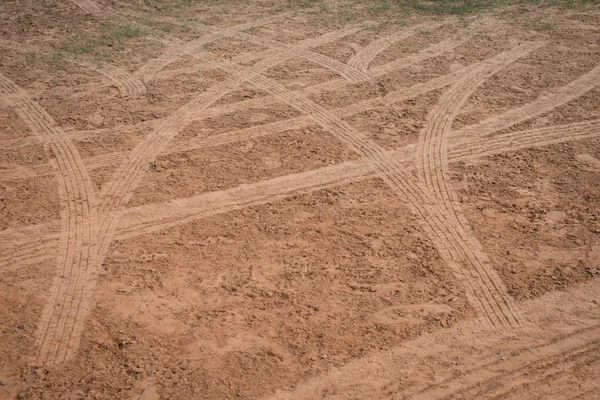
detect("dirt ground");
top-left (1, 0), bottom-right (599, 398)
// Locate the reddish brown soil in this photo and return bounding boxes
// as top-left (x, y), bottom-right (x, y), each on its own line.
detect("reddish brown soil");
top-left (1, 1), bottom-right (599, 399)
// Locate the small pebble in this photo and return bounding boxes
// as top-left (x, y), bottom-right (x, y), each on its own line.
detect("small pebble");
top-left (0, 380), bottom-right (6, 386)
top-left (501, 356), bottom-right (505, 361)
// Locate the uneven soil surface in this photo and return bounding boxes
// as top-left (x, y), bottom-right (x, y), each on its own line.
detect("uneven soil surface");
top-left (1, 0), bottom-right (599, 399)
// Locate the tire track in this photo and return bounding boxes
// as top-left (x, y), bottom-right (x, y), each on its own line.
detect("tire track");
top-left (75, 60), bottom-right (146, 96)
top-left (2, 33), bottom-right (466, 155)
top-left (450, 119), bottom-right (600, 161)
top-left (87, 19), bottom-right (407, 244)
top-left (0, 38), bottom-right (146, 97)
top-left (66, 31), bottom-right (366, 362)
top-left (101, 118), bottom-right (600, 242)
top-left (476, 351), bottom-right (600, 400)
top-left (453, 64), bottom-right (600, 141)
top-left (4, 63), bottom-right (595, 188)
top-left (132, 21), bottom-right (263, 84)
top-left (70, 0), bottom-right (120, 19)
top-left (129, 13), bottom-right (359, 85)
top-left (41, 30), bottom-right (460, 357)
top-left (186, 44), bottom-right (538, 328)
top-left (415, 42), bottom-right (544, 327)
top-left (4, 119), bottom-right (599, 271)
top-left (0, 136), bottom-right (40, 150)
top-left (2, 31), bottom-right (588, 358)
top-left (369, 37), bottom-right (468, 77)
top-left (410, 325), bottom-right (600, 400)
top-left (0, 236), bottom-right (58, 273)
top-left (8, 2), bottom-right (596, 362)
top-left (161, 43), bottom-right (504, 158)
top-left (158, 21), bottom-right (371, 83)
top-left (0, 152), bottom-right (126, 182)
top-left (68, 0), bottom-right (287, 86)
top-left (347, 22), bottom-right (442, 72)
top-left (155, 34), bottom-right (466, 95)
top-left (114, 156), bottom-right (378, 240)
top-left (93, 50), bottom-right (296, 264)
top-left (0, 72), bottom-right (98, 364)
top-left (231, 24), bottom-right (365, 65)
top-left (265, 304), bottom-right (600, 400)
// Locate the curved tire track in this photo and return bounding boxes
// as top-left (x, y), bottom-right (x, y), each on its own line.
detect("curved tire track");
top-left (199, 45), bottom-right (538, 329)
top-left (348, 22), bottom-right (442, 72)
top-left (75, 61), bottom-right (146, 96)
top-left (0, 38), bottom-right (146, 97)
top-left (70, 0), bottom-right (119, 19)
top-left (411, 325), bottom-right (600, 400)
top-left (266, 283), bottom-right (600, 400)
top-left (450, 119), bottom-right (600, 161)
top-left (415, 42), bottom-right (544, 327)
top-left (2, 33), bottom-right (467, 156)
top-left (453, 64), bottom-right (600, 141)
top-left (170, 23), bottom-right (371, 83)
top-left (4, 119), bottom-right (599, 271)
top-left (0, 72), bottom-right (98, 364)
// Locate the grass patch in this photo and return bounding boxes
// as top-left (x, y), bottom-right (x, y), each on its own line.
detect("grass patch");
top-left (282, 0), bottom-right (598, 26)
top-left (107, 23), bottom-right (147, 39)
top-left (37, 19), bottom-right (158, 70)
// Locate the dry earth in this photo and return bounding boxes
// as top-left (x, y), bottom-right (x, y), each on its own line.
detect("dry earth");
top-left (1, 0), bottom-right (600, 398)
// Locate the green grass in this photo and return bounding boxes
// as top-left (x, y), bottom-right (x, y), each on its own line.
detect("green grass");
top-left (287, 0), bottom-right (322, 8)
top-left (38, 20), bottom-right (155, 70)
top-left (529, 18), bottom-right (556, 29)
top-left (283, 0), bottom-right (599, 26)
top-left (409, 0), bottom-right (597, 15)
top-left (108, 23), bottom-right (147, 39)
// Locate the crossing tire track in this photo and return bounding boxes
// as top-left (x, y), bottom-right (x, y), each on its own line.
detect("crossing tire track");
top-left (114, 157), bottom-right (378, 240)
top-left (450, 119), bottom-right (600, 161)
top-left (250, 45), bottom-right (539, 328)
top-left (5, 119), bottom-right (600, 271)
top-left (134, 19), bottom-right (361, 84)
top-left (415, 42), bottom-right (543, 327)
top-left (25, 115), bottom-right (597, 184)
top-left (2, 33), bottom-right (467, 156)
top-left (0, 72), bottom-right (98, 364)
top-left (113, 118), bottom-right (600, 240)
top-left (232, 24), bottom-right (365, 65)
top-left (481, 352), bottom-right (600, 400)
top-left (347, 22), bottom-right (443, 72)
top-left (70, 0), bottom-right (119, 18)
top-left (453, 64), bottom-right (600, 141)
top-left (75, 61), bottom-right (147, 96)
top-left (70, 0), bottom-right (285, 85)
top-left (197, 46), bottom-right (545, 329)
top-left (0, 38), bottom-right (146, 97)
top-left (410, 324), bottom-right (600, 400)
top-left (193, 26), bottom-right (370, 83)
top-left (7, 2), bottom-right (599, 369)
top-left (87, 40), bottom-right (353, 353)
top-left (0, 153), bottom-right (126, 182)
top-left (113, 5), bottom-right (371, 82)
top-left (370, 37), bottom-right (467, 77)
top-left (0, 238), bottom-right (58, 272)
top-left (168, 116), bottom-right (314, 154)
top-left (137, 18), bottom-right (370, 82)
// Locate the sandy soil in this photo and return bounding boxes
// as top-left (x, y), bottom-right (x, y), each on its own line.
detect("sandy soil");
top-left (1, 0), bottom-right (599, 398)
